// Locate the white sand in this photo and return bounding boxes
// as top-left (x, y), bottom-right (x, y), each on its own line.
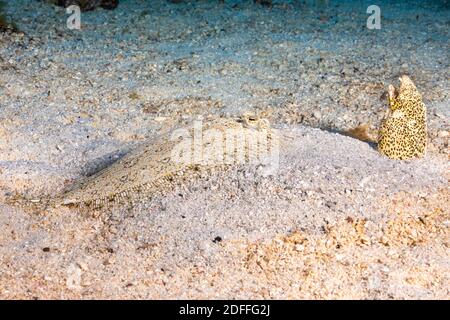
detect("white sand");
top-left (0, 0), bottom-right (448, 299)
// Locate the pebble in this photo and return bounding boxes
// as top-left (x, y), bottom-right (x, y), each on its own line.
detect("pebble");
top-left (313, 111), bottom-right (322, 119)
top-left (77, 261), bottom-right (89, 271)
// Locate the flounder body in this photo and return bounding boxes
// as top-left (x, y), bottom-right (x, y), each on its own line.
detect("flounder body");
top-left (59, 118), bottom-right (276, 208)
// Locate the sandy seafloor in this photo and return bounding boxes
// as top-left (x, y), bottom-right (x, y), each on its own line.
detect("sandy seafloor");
top-left (0, 0), bottom-right (449, 299)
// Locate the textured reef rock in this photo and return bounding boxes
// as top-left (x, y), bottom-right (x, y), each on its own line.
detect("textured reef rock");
top-left (49, 0), bottom-right (119, 11)
top-left (0, 0), bottom-right (13, 31)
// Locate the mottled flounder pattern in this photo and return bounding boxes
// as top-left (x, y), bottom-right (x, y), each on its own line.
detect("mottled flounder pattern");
top-left (59, 118), bottom-right (274, 208)
top-left (378, 75), bottom-right (427, 160)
